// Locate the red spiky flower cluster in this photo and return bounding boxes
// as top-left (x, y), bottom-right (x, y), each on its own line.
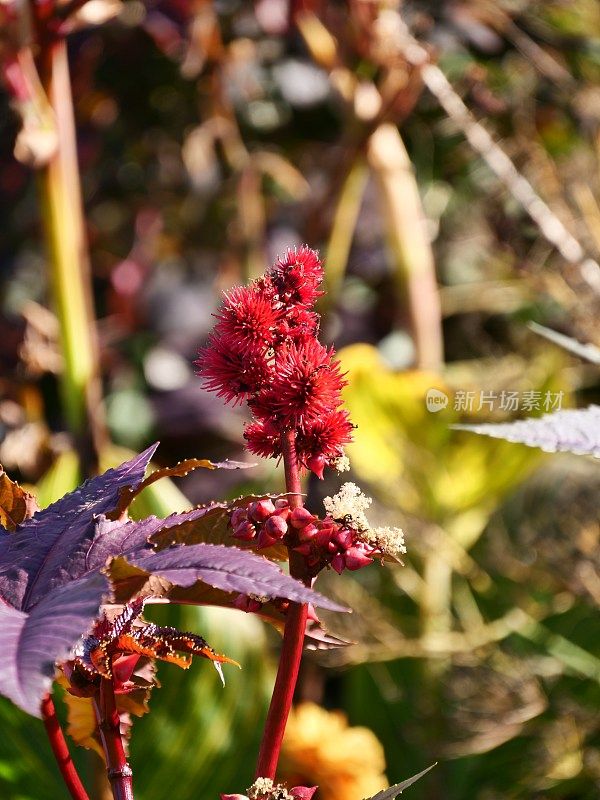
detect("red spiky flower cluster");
top-left (195, 247), bottom-right (353, 477)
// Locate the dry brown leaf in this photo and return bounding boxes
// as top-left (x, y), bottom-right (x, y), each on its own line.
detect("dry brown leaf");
top-left (110, 457), bottom-right (253, 519)
top-left (0, 466), bottom-right (39, 531)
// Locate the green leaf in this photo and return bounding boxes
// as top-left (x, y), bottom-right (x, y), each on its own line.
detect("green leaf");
top-left (365, 764), bottom-right (437, 799)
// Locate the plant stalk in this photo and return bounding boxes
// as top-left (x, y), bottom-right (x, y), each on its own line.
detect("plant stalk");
top-left (36, 37), bottom-right (106, 471)
top-left (93, 679), bottom-right (134, 800)
top-left (255, 430), bottom-right (308, 780)
top-left (367, 123), bottom-right (444, 371)
top-left (41, 693), bottom-right (90, 800)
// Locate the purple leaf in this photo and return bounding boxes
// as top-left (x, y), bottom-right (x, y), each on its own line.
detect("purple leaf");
top-left (0, 444), bottom-right (157, 610)
top-left (0, 448), bottom-right (155, 717)
top-left (0, 573), bottom-right (109, 717)
top-left (453, 406), bottom-right (600, 457)
top-left (0, 445), bottom-right (347, 717)
top-left (129, 544), bottom-right (348, 612)
top-left (85, 508), bottom-right (212, 573)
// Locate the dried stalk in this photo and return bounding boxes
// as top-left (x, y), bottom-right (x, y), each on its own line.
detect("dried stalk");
top-left (396, 17), bottom-right (600, 293)
top-left (367, 123), bottom-right (444, 371)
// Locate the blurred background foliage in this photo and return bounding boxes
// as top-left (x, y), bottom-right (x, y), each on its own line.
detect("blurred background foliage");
top-left (1, 0), bottom-right (600, 798)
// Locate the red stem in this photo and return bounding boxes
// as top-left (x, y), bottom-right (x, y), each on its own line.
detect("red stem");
top-left (255, 431), bottom-right (309, 780)
top-left (41, 693), bottom-right (90, 800)
top-left (93, 679), bottom-right (134, 800)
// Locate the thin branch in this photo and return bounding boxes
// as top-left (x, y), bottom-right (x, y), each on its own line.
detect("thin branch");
top-left (93, 679), bottom-right (134, 800)
top-left (41, 693), bottom-right (90, 800)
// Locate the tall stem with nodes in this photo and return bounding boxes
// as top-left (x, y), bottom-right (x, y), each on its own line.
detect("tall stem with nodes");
top-left (255, 430), bottom-right (309, 780)
top-left (41, 693), bottom-right (90, 800)
top-left (93, 679), bottom-right (134, 800)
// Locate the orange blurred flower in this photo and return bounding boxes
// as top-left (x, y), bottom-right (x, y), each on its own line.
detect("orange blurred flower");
top-left (281, 703), bottom-right (388, 800)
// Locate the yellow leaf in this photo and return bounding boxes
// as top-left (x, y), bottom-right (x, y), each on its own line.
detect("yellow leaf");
top-left (338, 344), bottom-right (549, 525)
top-left (56, 675), bottom-right (104, 758)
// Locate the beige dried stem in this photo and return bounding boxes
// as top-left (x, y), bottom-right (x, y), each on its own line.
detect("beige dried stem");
top-left (367, 123), bottom-right (444, 371)
top-left (393, 13), bottom-right (600, 295)
top-left (298, 12), bottom-right (444, 371)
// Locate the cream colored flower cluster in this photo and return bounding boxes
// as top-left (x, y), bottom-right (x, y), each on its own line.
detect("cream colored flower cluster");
top-left (247, 778), bottom-right (291, 800)
top-left (323, 483), bottom-right (406, 559)
top-left (362, 525), bottom-right (406, 559)
top-left (323, 482), bottom-right (371, 531)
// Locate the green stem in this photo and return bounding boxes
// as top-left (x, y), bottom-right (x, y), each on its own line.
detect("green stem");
top-left (255, 430), bottom-right (308, 779)
top-left (36, 37), bottom-right (106, 468)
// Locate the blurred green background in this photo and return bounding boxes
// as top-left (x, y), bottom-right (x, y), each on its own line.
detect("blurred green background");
top-left (1, 1), bottom-right (600, 798)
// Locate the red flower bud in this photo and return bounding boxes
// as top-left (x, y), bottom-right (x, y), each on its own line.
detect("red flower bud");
top-left (293, 543), bottom-right (312, 556)
top-left (306, 454), bottom-right (327, 479)
top-left (290, 507), bottom-right (315, 529)
top-left (344, 546), bottom-right (373, 571)
top-left (331, 553), bottom-right (345, 574)
top-left (112, 654), bottom-right (142, 691)
top-left (265, 514), bottom-right (288, 539)
top-left (315, 527), bottom-right (334, 549)
top-left (249, 499), bottom-right (276, 522)
top-left (291, 788), bottom-right (318, 799)
top-left (257, 528), bottom-right (279, 549)
top-left (332, 527), bottom-right (353, 550)
top-left (233, 594), bottom-right (263, 613)
top-left (274, 498), bottom-right (290, 510)
top-left (297, 523), bottom-right (318, 542)
top-left (233, 521), bottom-right (256, 541)
top-left (230, 508), bottom-right (247, 528)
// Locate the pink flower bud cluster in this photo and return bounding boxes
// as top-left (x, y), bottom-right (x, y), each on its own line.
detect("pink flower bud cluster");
top-left (228, 498), bottom-right (381, 584)
top-left (195, 247), bottom-right (353, 478)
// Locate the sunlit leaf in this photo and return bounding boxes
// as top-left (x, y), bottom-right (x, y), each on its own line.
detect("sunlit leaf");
top-left (126, 543), bottom-right (348, 612)
top-left (0, 447), bottom-right (157, 716)
top-left (111, 457), bottom-right (254, 520)
top-left (0, 573), bottom-right (109, 717)
top-left (364, 764), bottom-right (437, 799)
top-left (454, 406), bottom-right (600, 457)
top-left (0, 445), bottom-right (338, 717)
